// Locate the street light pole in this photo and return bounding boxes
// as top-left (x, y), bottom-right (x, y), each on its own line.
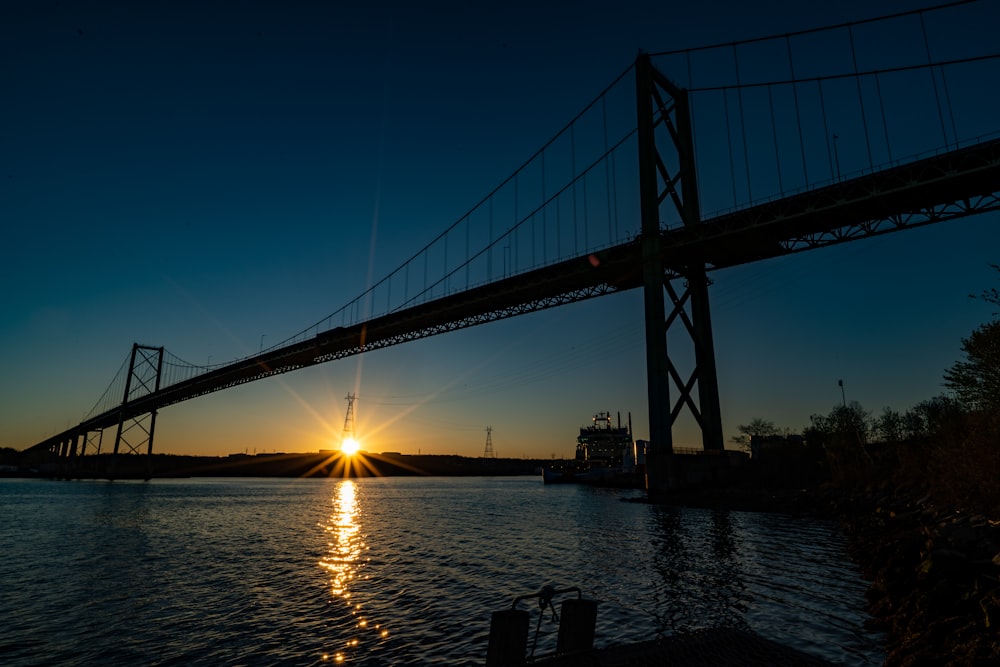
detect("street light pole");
top-left (260, 334), bottom-right (266, 353)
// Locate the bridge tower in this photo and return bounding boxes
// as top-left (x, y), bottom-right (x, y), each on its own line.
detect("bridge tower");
top-left (109, 343), bottom-right (164, 480)
top-left (635, 53), bottom-right (725, 496)
top-left (483, 425), bottom-right (495, 459)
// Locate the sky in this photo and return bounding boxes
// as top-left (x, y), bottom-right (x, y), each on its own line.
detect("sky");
top-left (2, 0), bottom-right (999, 459)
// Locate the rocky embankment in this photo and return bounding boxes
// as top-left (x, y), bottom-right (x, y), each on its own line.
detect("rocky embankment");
top-left (657, 461), bottom-right (1000, 665)
top-left (834, 481), bottom-right (1000, 666)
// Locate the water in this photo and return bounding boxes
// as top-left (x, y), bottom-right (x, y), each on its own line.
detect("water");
top-left (0, 476), bottom-right (884, 665)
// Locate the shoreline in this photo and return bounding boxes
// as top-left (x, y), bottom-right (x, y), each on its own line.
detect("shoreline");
top-left (644, 474), bottom-right (1000, 666)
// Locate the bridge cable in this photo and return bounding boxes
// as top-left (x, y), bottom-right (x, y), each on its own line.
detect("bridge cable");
top-left (555, 181), bottom-right (562, 259)
top-left (272, 62), bottom-right (636, 350)
top-left (514, 172), bottom-right (519, 275)
top-left (818, 80), bottom-right (835, 181)
top-left (767, 84), bottom-right (784, 193)
top-left (82, 351), bottom-right (131, 421)
top-left (723, 88), bottom-right (738, 207)
top-left (489, 198), bottom-right (494, 281)
top-left (603, 95), bottom-right (613, 243)
top-left (920, 11), bottom-right (950, 147)
top-left (848, 25), bottom-right (875, 170)
top-left (541, 145), bottom-right (546, 266)
top-left (686, 50), bottom-right (703, 215)
top-left (786, 35), bottom-right (809, 185)
top-left (391, 127), bottom-right (639, 312)
top-left (875, 72), bottom-right (892, 164)
top-left (583, 144), bottom-right (590, 250)
top-left (647, 0), bottom-right (976, 58)
top-left (571, 124), bottom-right (578, 255)
top-left (732, 44), bottom-right (752, 202)
top-left (940, 65), bottom-right (958, 151)
top-left (683, 54), bottom-right (1000, 93)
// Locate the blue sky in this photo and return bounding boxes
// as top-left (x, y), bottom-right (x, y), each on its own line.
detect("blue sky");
top-left (2, 0), bottom-right (998, 458)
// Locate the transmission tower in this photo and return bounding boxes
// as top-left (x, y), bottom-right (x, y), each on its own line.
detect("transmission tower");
top-left (483, 426), bottom-right (495, 459)
top-left (342, 393), bottom-right (357, 445)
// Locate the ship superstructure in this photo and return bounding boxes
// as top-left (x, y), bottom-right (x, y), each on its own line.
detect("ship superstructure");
top-left (575, 412), bottom-right (631, 467)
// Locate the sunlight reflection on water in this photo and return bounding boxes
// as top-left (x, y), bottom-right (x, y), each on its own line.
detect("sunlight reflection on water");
top-left (318, 480), bottom-right (391, 664)
top-left (0, 477), bottom-right (884, 666)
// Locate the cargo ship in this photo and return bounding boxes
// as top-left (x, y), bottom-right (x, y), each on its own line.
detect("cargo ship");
top-left (542, 412), bottom-right (639, 485)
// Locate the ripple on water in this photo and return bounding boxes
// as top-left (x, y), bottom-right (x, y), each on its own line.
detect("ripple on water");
top-left (0, 477), bottom-right (883, 666)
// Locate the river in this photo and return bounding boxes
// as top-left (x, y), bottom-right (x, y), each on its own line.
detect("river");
top-left (0, 476), bottom-right (884, 665)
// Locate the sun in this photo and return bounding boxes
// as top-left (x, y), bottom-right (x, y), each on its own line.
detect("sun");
top-left (341, 437), bottom-right (361, 456)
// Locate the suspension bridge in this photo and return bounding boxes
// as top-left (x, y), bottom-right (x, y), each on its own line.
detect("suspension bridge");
top-left (23, 2), bottom-right (1000, 492)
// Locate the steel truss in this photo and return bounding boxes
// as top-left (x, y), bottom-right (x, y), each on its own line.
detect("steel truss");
top-left (782, 193), bottom-right (1000, 252)
top-left (637, 53), bottom-right (725, 495)
top-left (109, 344), bottom-right (164, 480)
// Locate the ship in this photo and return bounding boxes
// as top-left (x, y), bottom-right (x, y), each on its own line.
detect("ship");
top-left (542, 412), bottom-right (641, 485)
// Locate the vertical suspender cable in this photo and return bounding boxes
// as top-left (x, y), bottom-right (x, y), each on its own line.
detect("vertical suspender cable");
top-left (875, 72), bottom-right (892, 163)
top-left (583, 161), bottom-right (589, 251)
top-left (723, 88), bottom-right (738, 207)
top-left (786, 35), bottom-right (809, 185)
top-left (733, 44), bottom-right (753, 201)
top-left (848, 25), bottom-right (874, 169)
top-left (940, 65), bottom-right (958, 150)
top-left (818, 80), bottom-right (835, 181)
top-left (610, 140), bottom-right (619, 242)
top-left (767, 85), bottom-right (784, 192)
top-left (531, 151), bottom-right (549, 266)
top-left (513, 173), bottom-right (519, 273)
top-left (603, 96), bottom-right (613, 244)
top-left (920, 11), bottom-right (950, 147)
top-left (488, 199), bottom-right (493, 281)
top-left (571, 124), bottom-right (578, 255)
top-left (555, 187), bottom-right (561, 259)
top-left (686, 50), bottom-right (702, 215)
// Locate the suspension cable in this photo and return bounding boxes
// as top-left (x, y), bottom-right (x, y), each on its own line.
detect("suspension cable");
top-left (683, 53), bottom-right (1000, 93)
top-left (786, 35), bottom-right (809, 184)
top-left (848, 25), bottom-right (874, 169)
top-left (767, 84), bottom-right (783, 192)
top-left (875, 72), bottom-right (892, 163)
top-left (733, 44), bottom-right (752, 201)
top-left (648, 0), bottom-right (976, 57)
top-left (920, 11), bottom-right (950, 147)
top-left (723, 88), bottom-right (738, 207)
top-left (818, 80), bottom-right (835, 181)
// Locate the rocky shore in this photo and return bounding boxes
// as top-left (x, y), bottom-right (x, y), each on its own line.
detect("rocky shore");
top-left (655, 462), bottom-right (1000, 666)
top-left (835, 480), bottom-right (1000, 666)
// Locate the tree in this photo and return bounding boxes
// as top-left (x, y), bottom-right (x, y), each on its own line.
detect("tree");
top-left (873, 407), bottom-right (904, 443)
top-left (903, 395), bottom-right (965, 441)
top-left (971, 263), bottom-right (1000, 314)
top-left (943, 320), bottom-right (1000, 411)
top-left (805, 401), bottom-right (872, 447)
top-left (946, 265), bottom-right (1000, 410)
top-left (731, 417), bottom-right (778, 452)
